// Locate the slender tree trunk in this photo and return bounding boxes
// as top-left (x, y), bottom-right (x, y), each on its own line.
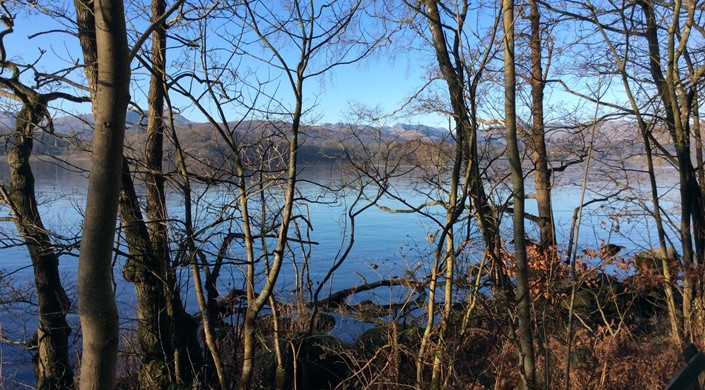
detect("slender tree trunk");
top-left (418, 3), bottom-right (463, 386)
top-left (418, 1), bottom-right (504, 386)
top-left (528, 0), bottom-right (555, 250)
top-left (644, 141), bottom-right (682, 341)
top-left (122, 0), bottom-right (187, 385)
top-left (640, 0), bottom-right (703, 339)
top-left (504, 0), bottom-right (535, 387)
top-left (125, 0), bottom-right (206, 384)
top-left (527, 5), bottom-right (553, 384)
top-left (179, 168), bottom-right (227, 389)
top-left (416, 231), bottom-right (451, 388)
top-left (694, 98), bottom-right (704, 196)
top-left (187, 238), bottom-right (227, 390)
top-left (4, 102), bottom-right (73, 389)
top-left (76, 0), bottom-right (201, 384)
top-left (144, 0), bottom-right (169, 265)
top-left (256, 190), bottom-right (287, 390)
top-left (75, 0), bottom-right (130, 387)
top-left (429, 92), bottom-right (465, 390)
top-left (422, 0), bottom-right (502, 284)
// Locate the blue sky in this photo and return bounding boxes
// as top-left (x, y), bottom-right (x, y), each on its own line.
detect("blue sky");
top-left (2, 1), bottom-right (455, 128)
top-left (1, 0), bottom-right (609, 131)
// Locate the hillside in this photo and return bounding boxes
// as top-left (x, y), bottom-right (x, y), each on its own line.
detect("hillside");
top-left (0, 112), bottom-right (453, 163)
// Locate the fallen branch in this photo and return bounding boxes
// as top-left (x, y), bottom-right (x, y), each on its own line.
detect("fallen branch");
top-left (209, 276), bottom-right (423, 321)
top-left (313, 277), bottom-right (421, 309)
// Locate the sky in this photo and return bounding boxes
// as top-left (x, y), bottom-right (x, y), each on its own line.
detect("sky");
top-left (1, 0), bottom-right (453, 129)
top-left (1, 0), bottom-right (615, 132)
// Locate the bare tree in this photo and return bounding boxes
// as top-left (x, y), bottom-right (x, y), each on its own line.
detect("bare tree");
top-left (402, 0), bottom-right (510, 387)
top-left (120, 0), bottom-right (207, 386)
top-left (503, 0), bottom-right (536, 386)
top-left (637, 0), bottom-right (705, 339)
top-left (154, 1), bottom-right (383, 388)
top-left (549, 0), bottom-right (705, 340)
top-left (581, 0), bottom-right (682, 343)
top-left (230, 2), bottom-right (376, 387)
top-left (526, 0), bottom-right (556, 251)
top-left (0, 6), bottom-right (83, 387)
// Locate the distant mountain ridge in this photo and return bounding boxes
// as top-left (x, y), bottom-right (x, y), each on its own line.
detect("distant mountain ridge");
top-left (0, 111), bottom-right (449, 142)
top-left (0, 110), bottom-right (194, 135)
top-left (49, 111), bottom-right (194, 134)
top-left (314, 122), bottom-right (450, 142)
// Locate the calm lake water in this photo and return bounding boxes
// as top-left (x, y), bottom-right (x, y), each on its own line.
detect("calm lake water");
top-left (0, 158), bottom-right (680, 386)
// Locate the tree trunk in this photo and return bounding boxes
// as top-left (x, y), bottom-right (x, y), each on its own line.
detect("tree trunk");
top-left (109, 159), bottom-right (205, 389)
top-left (5, 102), bottom-right (73, 389)
top-left (119, 160), bottom-right (175, 387)
top-left (528, 0), bottom-right (555, 250)
top-left (694, 98), bottom-right (704, 197)
top-left (417, 1), bottom-right (504, 386)
top-left (144, 0), bottom-right (169, 264)
top-left (640, 0), bottom-right (704, 339)
top-left (179, 168), bottom-right (227, 389)
top-left (504, 0), bottom-right (536, 387)
top-left (73, 0), bottom-right (97, 92)
top-left (120, 0), bottom-right (203, 385)
top-left (75, 0), bottom-right (130, 387)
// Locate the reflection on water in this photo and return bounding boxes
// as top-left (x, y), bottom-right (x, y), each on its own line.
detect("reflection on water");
top-left (0, 159), bottom-right (681, 386)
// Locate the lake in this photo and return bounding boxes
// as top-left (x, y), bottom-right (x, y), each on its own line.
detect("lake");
top-left (0, 158), bottom-right (680, 386)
